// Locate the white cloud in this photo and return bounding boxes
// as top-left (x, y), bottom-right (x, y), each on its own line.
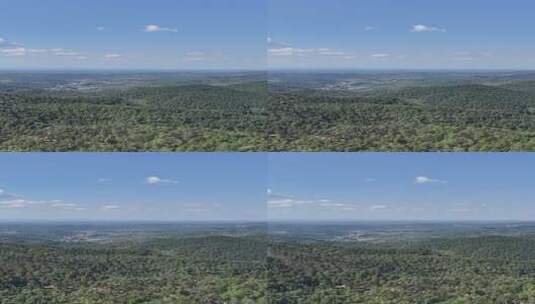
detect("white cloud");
top-left (0, 188), bottom-right (81, 210)
top-left (268, 198), bottom-right (297, 208)
top-left (319, 203), bottom-right (345, 207)
top-left (144, 24), bottom-right (178, 33)
top-left (104, 53), bottom-right (122, 59)
top-left (267, 195), bottom-right (316, 208)
top-left (54, 51), bottom-right (79, 56)
top-left (97, 26), bottom-right (106, 31)
top-left (51, 203), bottom-right (77, 208)
top-left (364, 26), bottom-right (375, 32)
top-left (371, 53), bottom-right (390, 58)
top-left (369, 205), bottom-right (387, 211)
top-left (268, 47), bottom-right (315, 57)
top-left (318, 49), bottom-right (347, 56)
top-left (0, 199), bottom-right (27, 208)
top-left (146, 176), bottom-right (179, 185)
top-left (27, 48), bottom-right (47, 53)
top-left (1, 47), bottom-right (26, 56)
top-left (267, 191), bottom-right (353, 211)
top-left (101, 205), bottom-right (120, 210)
top-left (415, 176), bottom-right (447, 184)
top-left (267, 37), bottom-right (291, 48)
top-left (97, 178), bottom-right (111, 183)
top-left (0, 37), bottom-right (24, 49)
top-left (411, 24), bottom-right (446, 33)
top-left (365, 178), bottom-right (377, 182)
top-left (269, 45), bottom-right (353, 59)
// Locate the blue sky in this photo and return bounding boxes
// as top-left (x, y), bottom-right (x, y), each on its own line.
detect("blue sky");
top-left (3, 153), bottom-right (534, 222)
top-left (0, 153), bottom-right (266, 221)
top-left (0, 0), bottom-right (266, 70)
top-left (269, 0), bottom-right (535, 69)
top-left (4, 1), bottom-right (534, 71)
top-left (268, 153), bottom-right (535, 221)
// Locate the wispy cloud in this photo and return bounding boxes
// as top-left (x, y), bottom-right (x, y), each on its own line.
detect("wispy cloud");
top-left (371, 53), bottom-right (391, 58)
top-left (0, 47), bottom-right (88, 58)
top-left (268, 47), bottom-right (315, 57)
top-left (96, 26), bottom-right (106, 31)
top-left (268, 191), bottom-right (356, 211)
top-left (144, 24), bottom-right (178, 33)
top-left (268, 192), bottom-right (319, 208)
top-left (146, 176), bottom-right (179, 185)
top-left (104, 53), bottom-right (122, 59)
top-left (364, 26), bottom-right (375, 32)
top-left (0, 188), bottom-right (82, 210)
top-left (369, 204), bottom-right (388, 211)
top-left (317, 48), bottom-right (348, 56)
top-left (28, 49), bottom-right (47, 54)
top-left (267, 37), bottom-right (291, 48)
top-left (415, 176), bottom-right (448, 184)
top-left (411, 24), bottom-right (446, 33)
top-left (0, 37), bottom-right (24, 49)
top-left (54, 51), bottom-right (79, 56)
top-left (0, 47), bottom-right (26, 56)
top-left (100, 204), bottom-right (120, 210)
top-left (0, 199), bottom-right (27, 208)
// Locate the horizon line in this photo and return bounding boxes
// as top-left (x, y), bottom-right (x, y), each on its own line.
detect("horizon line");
top-left (1, 219), bottom-right (534, 224)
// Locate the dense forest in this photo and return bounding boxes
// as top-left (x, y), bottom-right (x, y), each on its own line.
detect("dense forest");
top-left (0, 235), bottom-right (267, 303)
top-left (0, 73), bottom-right (267, 151)
top-left (268, 235), bottom-right (535, 303)
top-left (4, 223), bottom-right (535, 303)
top-left (3, 71), bottom-right (535, 151)
top-left (268, 83), bottom-right (535, 151)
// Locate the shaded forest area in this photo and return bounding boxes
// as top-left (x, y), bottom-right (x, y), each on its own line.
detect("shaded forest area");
top-left (4, 228), bottom-right (535, 303)
top-left (3, 72), bottom-right (535, 151)
top-left (0, 235), bottom-right (267, 303)
top-left (268, 83), bottom-right (535, 151)
top-left (268, 235), bottom-right (535, 303)
top-left (0, 78), bottom-right (267, 151)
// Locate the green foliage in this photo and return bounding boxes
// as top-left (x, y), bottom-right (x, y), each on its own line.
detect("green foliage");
top-left (267, 83), bottom-right (535, 151)
top-left (4, 226), bottom-right (535, 303)
top-left (3, 72), bottom-right (535, 151)
top-left (268, 236), bottom-right (535, 303)
top-left (0, 82), bottom-right (267, 151)
top-left (0, 236), bottom-right (267, 304)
